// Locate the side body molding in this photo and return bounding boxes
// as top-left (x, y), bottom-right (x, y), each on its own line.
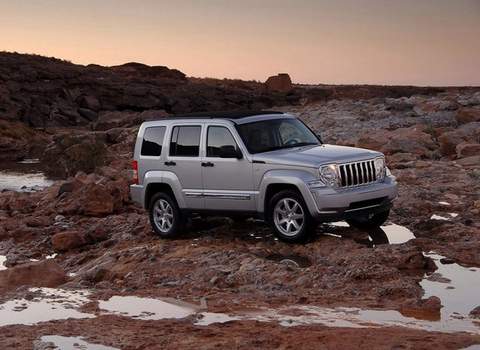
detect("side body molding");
top-left (256, 169), bottom-right (319, 216)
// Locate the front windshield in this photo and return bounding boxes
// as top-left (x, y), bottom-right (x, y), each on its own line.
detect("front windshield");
top-left (236, 118), bottom-right (320, 154)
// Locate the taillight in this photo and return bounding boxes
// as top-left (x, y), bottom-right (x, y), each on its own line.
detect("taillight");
top-left (132, 160), bottom-right (139, 184)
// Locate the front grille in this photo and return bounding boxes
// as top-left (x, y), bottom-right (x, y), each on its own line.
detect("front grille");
top-left (338, 160), bottom-right (377, 187)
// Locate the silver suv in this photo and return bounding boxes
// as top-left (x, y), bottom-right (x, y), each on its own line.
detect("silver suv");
top-left (130, 111), bottom-right (397, 242)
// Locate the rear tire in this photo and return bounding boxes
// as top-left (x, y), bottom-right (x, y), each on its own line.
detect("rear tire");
top-left (346, 209), bottom-right (390, 230)
top-left (149, 192), bottom-right (182, 238)
top-left (268, 190), bottom-right (315, 243)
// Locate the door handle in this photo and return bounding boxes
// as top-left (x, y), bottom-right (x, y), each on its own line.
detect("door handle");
top-left (164, 161), bottom-right (176, 166)
top-left (201, 162), bottom-right (214, 167)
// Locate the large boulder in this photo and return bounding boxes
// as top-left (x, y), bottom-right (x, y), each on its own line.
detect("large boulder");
top-left (51, 230), bottom-right (87, 251)
top-left (0, 260), bottom-right (67, 292)
top-left (438, 122), bottom-right (480, 156)
top-left (265, 73), bottom-right (293, 92)
top-left (357, 125), bottom-right (437, 158)
top-left (456, 143), bottom-right (480, 158)
top-left (455, 107), bottom-right (480, 124)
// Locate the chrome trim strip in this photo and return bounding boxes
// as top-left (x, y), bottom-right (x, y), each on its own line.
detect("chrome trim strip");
top-left (184, 191), bottom-right (253, 200)
top-left (204, 193), bottom-right (251, 200)
top-left (345, 203), bottom-right (383, 212)
top-left (184, 192), bottom-right (203, 198)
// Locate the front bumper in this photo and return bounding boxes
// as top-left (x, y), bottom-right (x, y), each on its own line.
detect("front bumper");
top-left (308, 176), bottom-right (398, 221)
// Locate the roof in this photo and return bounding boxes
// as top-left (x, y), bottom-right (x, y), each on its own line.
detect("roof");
top-left (165, 110), bottom-right (285, 120)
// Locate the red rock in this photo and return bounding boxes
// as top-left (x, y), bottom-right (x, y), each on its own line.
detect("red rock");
top-left (455, 107), bottom-right (480, 124)
top-left (265, 73), bottom-right (293, 92)
top-left (80, 183), bottom-right (115, 216)
top-left (357, 125), bottom-right (436, 157)
top-left (51, 230), bottom-right (87, 251)
top-left (439, 130), bottom-right (466, 156)
top-left (0, 260), bottom-right (67, 292)
top-left (455, 155), bottom-right (480, 166)
top-left (456, 143), bottom-right (480, 158)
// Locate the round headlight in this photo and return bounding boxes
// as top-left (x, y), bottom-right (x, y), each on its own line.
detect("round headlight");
top-left (374, 157), bottom-right (385, 180)
top-left (319, 164), bottom-right (338, 186)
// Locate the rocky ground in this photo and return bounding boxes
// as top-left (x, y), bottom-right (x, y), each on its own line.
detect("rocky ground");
top-left (0, 53), bottom-right (480, 349)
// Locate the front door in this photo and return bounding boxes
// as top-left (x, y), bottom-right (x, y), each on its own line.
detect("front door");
top-left (201, 125), bottom-right (255, 211)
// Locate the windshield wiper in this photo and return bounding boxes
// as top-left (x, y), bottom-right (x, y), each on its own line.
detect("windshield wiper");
top-left (283, 142), bottom-right (318, 149)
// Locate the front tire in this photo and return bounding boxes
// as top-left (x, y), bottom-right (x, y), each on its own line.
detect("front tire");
top-left (346, 209), bottom-right (390, 230)
top-left (268, 190), bottom-right (314, 243)
top-left (149, 192), bottom-right (182, 238)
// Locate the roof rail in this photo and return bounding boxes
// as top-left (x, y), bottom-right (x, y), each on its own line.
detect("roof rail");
top-left (165, 110), bottom-right (284, 120)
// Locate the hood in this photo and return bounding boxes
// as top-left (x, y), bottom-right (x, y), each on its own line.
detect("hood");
top-left (252, 144), bottom-right (382, 167)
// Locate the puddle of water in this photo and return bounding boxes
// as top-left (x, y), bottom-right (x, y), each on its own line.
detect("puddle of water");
top-left (265, 254), bottom-right (312, 268)
top-left (96, 288), bottom-right (479, 334)
top-left (0, 288), bottom-right (94, 326)
top-left (0, 255), bottom-right (6, 271)
top-left (422, 253), bottom-right (480, 321)
top-left (0, 159), bottom-right (54, 192)
top-left (431, 214), bottom-right (450, 221)
top-left (98, 296), bottom-right (199, 320)
top-left (323, 222), bottom-right (415, 245)
top-left (380, 224), bottom-right (416, 244)
top-left (40, 336), bottom-right (119, 350)
top-left (195, 304), bottom-right (480, 333)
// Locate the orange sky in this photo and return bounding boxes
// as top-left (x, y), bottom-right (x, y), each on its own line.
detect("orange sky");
top-left (1, 0), bottom-right (479, 86)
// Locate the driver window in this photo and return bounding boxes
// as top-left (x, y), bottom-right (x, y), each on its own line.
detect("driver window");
top-left (207, 126), bottom-right (238, 157)
top-left (279, 121), bottom-right (303, 144)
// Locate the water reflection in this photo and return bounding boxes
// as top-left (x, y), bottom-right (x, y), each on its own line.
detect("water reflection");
top-left (0, 288), bottom-right (94, 326)
top-left (0, 159), bottom-right (53, 192)
top-left (98, 296), bottom-right (199, 320)
top-left (322, 222), bottom-right (416, 246)
top-left (40, 336), bottom-right (119, 350)
top-left (0, 255), bottom-right (7, 271)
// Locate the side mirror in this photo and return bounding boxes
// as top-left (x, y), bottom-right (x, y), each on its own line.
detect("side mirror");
top-left (219, 145), bottom-right (243, 159)
top-left (316, 133), bottom-right (323, 144)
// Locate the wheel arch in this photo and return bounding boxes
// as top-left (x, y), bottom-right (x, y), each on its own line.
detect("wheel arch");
top-left (257, 169), bottom-right (319, 216)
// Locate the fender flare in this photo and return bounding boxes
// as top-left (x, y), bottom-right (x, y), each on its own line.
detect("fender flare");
top-left (257, 169), bottom-right (319, 216)
top-left (143, 171), bottom-right (186, 208)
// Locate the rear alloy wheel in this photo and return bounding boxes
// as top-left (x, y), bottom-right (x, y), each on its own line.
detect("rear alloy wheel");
top-left (346, 209), bottom-right (390, 230)
top-left (149, 192), bottom-right (182, 238)
top-left (269, 190), bottom-right (314, 243)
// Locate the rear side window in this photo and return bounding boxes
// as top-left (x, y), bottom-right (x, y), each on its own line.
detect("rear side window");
top-left (207, 126), bottom-right (238, 157)
top-left (170, 126), bottom-right (201, 157)
top-left (141, 126), bottom-right (166, 156)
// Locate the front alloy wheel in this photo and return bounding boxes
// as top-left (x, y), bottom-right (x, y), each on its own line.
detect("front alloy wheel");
top-left (269, 190), bottom-right (314, 243)
top-left (274, 198), bottom-right (305, 237)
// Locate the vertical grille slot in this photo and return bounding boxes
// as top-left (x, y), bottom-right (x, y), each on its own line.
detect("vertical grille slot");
top-left (337, 159), bottom-right (379, 188)
top-left (339, 165), bottom-right (347, 187)
top-left (345, 164), bottom-right (352, 186)
top-left (351, 163), bottom-right (358, 185)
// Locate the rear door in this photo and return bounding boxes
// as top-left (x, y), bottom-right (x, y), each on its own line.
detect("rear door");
top-left (201, 124), bottom-right (255, 211)
top-left (166, 124), bottom-right (204, 209)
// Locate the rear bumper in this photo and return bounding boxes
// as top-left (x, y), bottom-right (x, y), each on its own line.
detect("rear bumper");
top-left (308, 176), bottom-right (398, 221)
top-left (130, 184), bottom-right (145, 208)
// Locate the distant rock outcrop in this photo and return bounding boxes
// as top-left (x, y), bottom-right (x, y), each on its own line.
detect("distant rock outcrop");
top-left (265, 73), bottom-right (293, 92)
top-left (0, 52), bottom-right (294, 128)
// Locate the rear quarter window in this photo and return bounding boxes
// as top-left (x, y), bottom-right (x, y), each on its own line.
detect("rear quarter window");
top-left (141, 126), bottom-right (166, 156)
